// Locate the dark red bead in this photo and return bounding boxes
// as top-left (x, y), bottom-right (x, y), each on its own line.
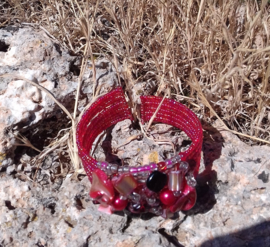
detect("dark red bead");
top-left (159, 189), bottom-right (177, 206)
top-left (112, 196), bottom-right (128, 211)
top-left (157, 161), bottom-right (166, 171)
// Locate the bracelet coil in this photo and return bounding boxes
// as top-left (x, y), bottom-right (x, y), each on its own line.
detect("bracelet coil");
top-left (76, 87), bottom-right (203, 217)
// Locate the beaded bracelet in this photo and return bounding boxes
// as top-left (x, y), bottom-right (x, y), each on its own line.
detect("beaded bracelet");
top-left (76, 87), bottom-right (203, 218)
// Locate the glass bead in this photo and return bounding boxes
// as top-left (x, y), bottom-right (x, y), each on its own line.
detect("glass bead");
top-left (96, 162), bottom-right (102, 168)
top-left (168, 170), bottom-right (184, 192)
top-left (110, 164), bottom-right (118, 174)
top-left (149, 206), bottom-right (162, 215)
top-left (165, 159), bottom-right (172, 166)
top-left (137, 179), bottom-right (147, 183)
top-left (161, 208), bottom-right (174, 219)
top-left (165, 159), bottom-right (174, 169)
top-left (129, 167), bottom-right (138, 174)
top-left (174, 155), bottom-right (182, 162)
top-left (170, 187), bottom-right (197, 212)
top-left (169, 194), bottom-right (187, 213)
top-left (112, 195), bottom-right (128, 211)
top-left (105, 164), bottom-right (112, 175)
top-left (157, 161), bottom-right (166, 171)
top-left (100, 161), bottom-right (108, 170)
top-left (179, 161), bottom-right (189, 174)
top-left (113, 174), bottom-right (138, 197)
top-left (146, 171), bottom-right (167, 193)
top-left (129, 203), bottom-right (145, 214)
top-left (149, 163), bottom-right (158, 171)
top-left (146, 197), bottom-right (160, 207)
top-left (89, 169), bottom-right (115, 206)
top-left (181, 187), bottom-right (197, 211)
top-left (171, 158), bottom-right (178, 165)
top-left (98, 205), bottom-right (113, 215)
top-left (123, 166), bottom-right (130, 172)
top-left (159, 189), bottom-right (177, 206)
top-left (186, 173), bottom-right (197, 187)
top-left (118, 167), bottom-right (124, 174)
top-left (129, 192), bottom-right (141, 203)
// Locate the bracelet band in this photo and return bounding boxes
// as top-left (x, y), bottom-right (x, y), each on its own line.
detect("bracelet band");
top-left (76, 87), bottom-right (203, 217)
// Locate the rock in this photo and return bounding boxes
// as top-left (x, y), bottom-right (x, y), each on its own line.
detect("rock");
top-left (0, 119), bottom-right (270, 246)
top-left (0, 27), bottom-right (119, 167)
top-left (0, 27), bottom-right (78, 164)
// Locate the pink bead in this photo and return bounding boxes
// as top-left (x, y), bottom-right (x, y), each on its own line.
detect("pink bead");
top-left (143, 165), bottom-right (150, 171)
top-left (149, 163), bottom-right (157, 170)
top-left (137, 166), bottom-right (149, 173)
top-left (137, 167), bottom-right (143, 173)
top-left (98, 205), bottom-right (113, 215)
top-left (165, 159), bottom-right (172, 166)
top-left (112, 195), bottom-right (128, 211)
top-left (89, 169), bottom-right (115, 206)
top-left (159, 189), bottom-right (177, 206)
top-left (129, 167), bottom-right (138, 173)
top-left (101, 162), bottom-right (108, 169)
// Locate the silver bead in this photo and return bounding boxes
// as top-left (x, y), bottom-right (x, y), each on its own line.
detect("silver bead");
top-left (137, 179), bottom-right (146, 183)
top-left (146, 197), bottom-right (160, 207)
top-left (165, 160), bottom-right (174, 169)
top-left (174, 154), bottom-right (181, 162)
top-left (149, 206), bottom-right (162, 215)
top-left (186, 173), bottom-right (197, 187)
top-left (106, 164), bottom-right (112, 175)
top-left (171, 157), bottom-right (177, 164)
top-left (129, 192), bottom-right (141, 202)
top-left (110, 164), bottom-right (118, 174)
top-left (96, 162), bottom-right (102, 168)
top-left (118, 167), bottom-right (124, 174)
top-left (179, 161), bottom-right (189, 174)
top-left (123, 166), bottom-right (130, 173)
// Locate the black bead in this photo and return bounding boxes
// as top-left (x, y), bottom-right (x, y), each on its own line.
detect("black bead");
top-left (146, 171), bottom-right (167, 193)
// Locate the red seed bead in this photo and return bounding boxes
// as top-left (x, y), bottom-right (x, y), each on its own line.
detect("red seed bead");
top-left (159, 189), bottom-right (177, 206)
top-left (112, 195), bottom-right (128, 211)
top-left (157, 161), bottom-right (167, 171)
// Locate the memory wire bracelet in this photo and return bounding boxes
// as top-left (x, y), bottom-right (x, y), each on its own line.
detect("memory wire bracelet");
top-left (76, 87), bottom-right (203, 218)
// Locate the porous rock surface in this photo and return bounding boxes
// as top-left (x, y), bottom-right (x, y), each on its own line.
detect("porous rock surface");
top-left (0, 124), bottom-right (270, 247)
top-left (0, 27), bottom-right (270, 247)
top-left (0, 27), bottom-right (118, 167)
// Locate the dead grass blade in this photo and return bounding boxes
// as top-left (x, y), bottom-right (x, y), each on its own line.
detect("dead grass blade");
top-left (13, 133), bottom-right (41, 153)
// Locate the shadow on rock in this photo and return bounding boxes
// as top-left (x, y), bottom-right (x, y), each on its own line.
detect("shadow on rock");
top-left (102, 122), bottom-right (224, 219)
top-left (185, 122), bottom-right (224, 216)
top-left (200, 220), bottom-right (270, 247)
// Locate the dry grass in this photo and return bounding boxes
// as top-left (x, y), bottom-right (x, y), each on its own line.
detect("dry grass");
top-left (1, 0), bottom-right (270, 172)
